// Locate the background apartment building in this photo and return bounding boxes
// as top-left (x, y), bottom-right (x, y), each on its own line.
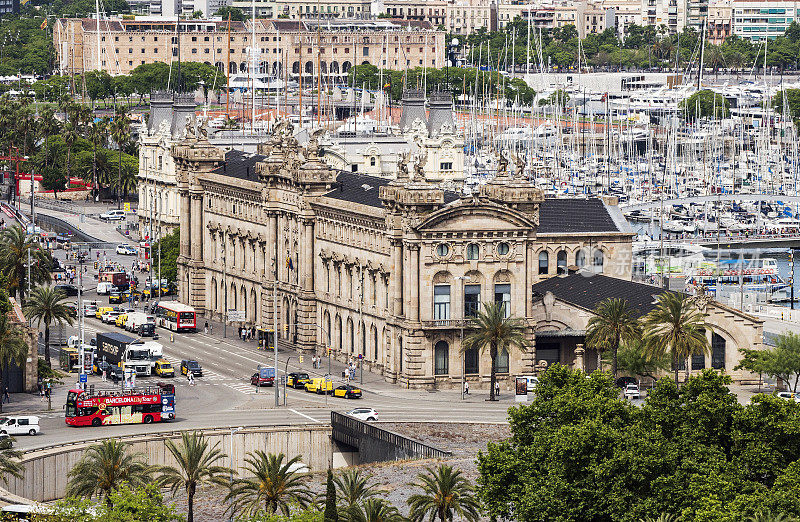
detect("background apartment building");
top-left (732, 0), bottom-right (800, 41)
top-left (54, 17), bottom-right (444, 77)
top-left (641, 0), bottom-right (685, 33)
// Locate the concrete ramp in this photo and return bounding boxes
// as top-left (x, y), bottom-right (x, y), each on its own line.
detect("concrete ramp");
top-left (331, 411), bottom-right (451, 463)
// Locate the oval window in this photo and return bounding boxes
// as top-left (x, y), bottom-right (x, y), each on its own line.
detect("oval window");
top-left (497, 242), bottom-right (510, 256)
top-left (436, 243), bottom-right (450, 257)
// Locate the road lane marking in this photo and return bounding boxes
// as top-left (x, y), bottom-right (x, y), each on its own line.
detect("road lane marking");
top-left (289, 409), bottom-right (322, 423)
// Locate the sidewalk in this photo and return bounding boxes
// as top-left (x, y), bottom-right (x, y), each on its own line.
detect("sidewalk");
top-left (20, 201), bottom-right (132, 244)
top-left (5, 381), bottom-right (71, 416)
top-left (199, 314), bottom-right (518, 405)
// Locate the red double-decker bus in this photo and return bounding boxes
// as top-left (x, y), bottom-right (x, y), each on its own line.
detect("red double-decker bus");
top-left (65, 384), bottom-right (175, 427)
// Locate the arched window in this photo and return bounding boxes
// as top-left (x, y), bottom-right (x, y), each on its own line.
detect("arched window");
top-left (370, 156), bottom-right (376, 166)
top-left (539, 250), bottom-right (550, 275)
top-left (399, 337), bottom-right (403, 372)
top-left (592, 249), bottom-right (604, 272)
top-left (373, 326), bottom-right (378, 361)
top-left (711, 333), bottom-right (726, 369)
top-left (360, 321), bottom-right (366, 356)
top-left (495, 347), bottom-right (509, 373)
top-left (538, 251), bottom-right (549, 275)
top-left (434, 341), bottom-right (449, 375)
top-left (557, 250), bottom-right (567, 274)
top-left (348, 319), bottom-right (354, 352)
top-left (466, 243), bottom-right (479, 260)
top-left (336, 316), bottom-right (342, 351)
top-left (576, 249), bottom-right (586, 268)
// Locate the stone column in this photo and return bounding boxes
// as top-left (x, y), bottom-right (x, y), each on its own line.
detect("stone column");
top-left (407, 244), bottom-right (420, 322)
top-left (296, 213), bottom-right (317, 353)
top-left (179, 190), bottom-right (191, 258)
top-left (575, 344), bottom-right (585, 372)
top-left (301, 217), bottom-right (314, 292)
top-left (190, 194), bottom-right (203, 262)
top-left (391, 239), bottom-right (403, 318)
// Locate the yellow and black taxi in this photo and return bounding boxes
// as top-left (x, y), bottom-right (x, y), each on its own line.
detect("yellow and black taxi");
top-left (333, 384), bottom-right (362, 399)
top-left (181, 359), bottom-right (203, 377)
top-left (305, 377), bottom-right (333, 395)
top-left (154, 359), bottom-right (175, 377)
top-left (108, 292), bottom-right (125, 304)
top-left (115, 314), bottom-right (128, 328)
top-left (286, 372), bottom-right (311, 389)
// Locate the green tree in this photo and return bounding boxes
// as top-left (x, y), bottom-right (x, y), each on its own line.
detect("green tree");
top-left (24, 286), bottom-right (74, 369)
top-left (679, 89), bottom-right (730, 120)
top-left (609, 340), bottom-right (671, 385)
top-left (333, 468), bottom-right (379, 510)
top-left (157, 431), bottom-right (231, 522)
top-left (225, 451), bottom-right (312, 517)
top-left (84, 70), bottom-right (112, 108)
top-left (0, 225), bottom-right (52, 302)
top-left (0, 313), bottom-right (29, 415)
top-left (585, 297), bottom-right (642, 377)
top-left (407, 464), bottom-right (480, 522)
top-left (214, 6), bottom-right (246, 21)
top-left (40, 164), bottom-right (68, 198)
top-left (54, 483), bottom-right (183, 521)
top-left (462, 301), bottom-right (528, 401)
top-left (66, 440), bottom-right (154, 506)
top-left (736, 332), bottom-right (800, 393)
top-left (324, 469), bottom-right (338, 522)
top-left (0, 441), bottom-right (22, 485)
top-left (345, 499), bottom-right (407, 522)
top-left (110, 105), bottom-right (132, 208)
top-left (642, 292), bottom-right (710, 384)
top-left (152, 228), bottom-right (179, 283)
top-left (87, 117), bottom-right (109, 200)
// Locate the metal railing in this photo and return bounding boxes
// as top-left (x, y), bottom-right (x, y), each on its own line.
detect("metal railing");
top-left (331, 411), bottom-right (451, 461)
top-left (420, 319), bottom-right (469, 329)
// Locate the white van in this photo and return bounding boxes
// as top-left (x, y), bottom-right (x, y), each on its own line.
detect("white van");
top-left (0, 416), bottom-right (40, 436)
top-left (125, 312), bottom-right (155, 332)
top-left (97, 281), bottom-right (114, 295)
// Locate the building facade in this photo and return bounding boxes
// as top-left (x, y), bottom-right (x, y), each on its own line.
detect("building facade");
top-left (707, 0), bottom-right (732, 43)
top-left (732, 0), bottom-right (800, 41)
top-left (172, 111), bottom-right (636, 390)
top-left (641, 0), bottom-right (685, 34)
top-left (446, 0), bottom-right (496, 35)
top-left (53, 17), bottom-right (445, 77)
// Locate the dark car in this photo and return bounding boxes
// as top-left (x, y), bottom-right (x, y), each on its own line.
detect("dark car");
top-left (181, 360), bottom-right (203, 377)
top-left (287, 372), bottom-right (311, 389)
top-left (615, 376), bottom-right (638, 389)
top-left (65, 303), bottom-right (78, 318)
top-left (333, 385), bottom-right (362, 399)
top-left (54, 284), bottom-right (79, 297)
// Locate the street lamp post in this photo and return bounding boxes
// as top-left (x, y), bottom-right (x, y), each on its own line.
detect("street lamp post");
top-left (454, 275), bottom-right (470, 400)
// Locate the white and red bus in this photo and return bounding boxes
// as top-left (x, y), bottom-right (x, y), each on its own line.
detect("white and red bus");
top-left (154, 301), bottom-right (197, 332)
top-left (65, 384), bottom-right (175, 427)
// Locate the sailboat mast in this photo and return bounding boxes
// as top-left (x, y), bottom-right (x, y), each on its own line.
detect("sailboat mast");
top-left (226, 13), bottom-right (231, 117)
top-left (95, 0), bottom-right (101, 71)
top-left (251, 0), bottom-right (256, 131)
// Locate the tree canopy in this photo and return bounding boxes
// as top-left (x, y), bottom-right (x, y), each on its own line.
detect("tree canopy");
top-left (680, 89), bottom-right (731, 120)
top-left (736, 332), bottom-right (800, 393)
top-left (478, 365), bottom-right (800, 521)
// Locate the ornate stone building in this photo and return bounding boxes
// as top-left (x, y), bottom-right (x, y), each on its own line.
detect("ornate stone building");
top-left (173, 117), bottom-right (639, 389)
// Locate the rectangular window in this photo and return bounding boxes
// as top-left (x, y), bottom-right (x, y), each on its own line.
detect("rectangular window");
top-left (464, 284), bottom-right (480, 318)
top-left (434, 285), bottom-right (450, 320)
top-left (494, 284), bottom-right (510, 318)
top-left (464, 348), bottom-right (479, 374)
top-left (692, 353), bottom-right (706, 370)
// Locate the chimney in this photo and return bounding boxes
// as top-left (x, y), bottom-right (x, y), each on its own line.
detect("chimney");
top-left (398, 89), bottom-right (426, 132)
top-left (171, 92), bottom-right (197, 139)
top-left (427, 91), bottom-right (454, 138)
top-left (148, 90), bottom-right (174, 134)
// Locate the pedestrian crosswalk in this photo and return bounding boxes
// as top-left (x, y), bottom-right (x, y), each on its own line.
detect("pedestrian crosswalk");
top-left (161, 355), bottom-right (256, 395)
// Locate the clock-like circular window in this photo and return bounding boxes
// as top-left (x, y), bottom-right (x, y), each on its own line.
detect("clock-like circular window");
top-left (497, 242), bottom-right (510, 256)
top-left (436, 243), bottom-right (450, 258)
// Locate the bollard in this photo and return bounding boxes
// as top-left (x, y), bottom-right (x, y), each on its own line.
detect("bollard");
top-left (170, 333), bottom-right (174, 342)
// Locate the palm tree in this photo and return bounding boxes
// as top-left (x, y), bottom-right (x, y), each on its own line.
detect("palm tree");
top-left (0, 444), bottom-right (23, 485)
top-left (745, 511), bottom-right (797, 522)
top-left (585, 298), bottom-right (642, 377)
top-left (225, 451), bottom-right (312, 517)
top-left (0, 314), bottom-right (29, 414)
top-left (110, 106), bottom-right (132, 209)
top-left (157, 431), bottom-right (231, 522)
top-left (0, 225), bottom-right (52, 302)
top-left (346, 499), bottom-right (407, 522)
top-left (640, 515), bottom-right (677, 522)
top-left (407, 464), bottom-right (480, 522)
top-left (36, 106), bottom-right (61, 170)
top-left (66, 439), bottom-right (154, 506)
top-left (24, 286), bottom-right (74, 369)
top-left (87, 117), bottom-right (108, 201)
top-left (642, 292), bottom-right (710, 385)
top-left (334, 468), bottom-right (379, 510)
top-left (461, 301), bottom-right (527, 401)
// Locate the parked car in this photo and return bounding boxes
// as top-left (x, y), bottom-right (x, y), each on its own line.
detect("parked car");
top-left (54, 284), bottom-right (79, 297)
top-left (624, 384), bottom-right (641, 400)
top-left (116, 244), bottom-right (137, 255)
top-left (181, 360), bottom-right (203, 377)
top-left (776, 391), bottom-right (800, 403)
top-left (345, 408), bottom-right (378, 422)
top-left (333, 385), bottom-right (362, 399)
top-left (287, 372), bottom-right (311, 389)
top-left (0, 416), bottom-right (40, 436)
top-left (99, 209), bottom-right (126, 221)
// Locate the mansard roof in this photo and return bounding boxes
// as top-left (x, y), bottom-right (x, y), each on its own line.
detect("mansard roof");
top-left (538, 198), bottom-right (628, 234)
top-left (213, 150), bottom-right (267, 181)
top-left (531, 273), bottom-right (677, 317)
top-left (324, 171), bottom-right (459, 208)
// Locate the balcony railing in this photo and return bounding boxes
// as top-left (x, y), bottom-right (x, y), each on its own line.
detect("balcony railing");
top-left (421, 319), bottom-right (470, 329)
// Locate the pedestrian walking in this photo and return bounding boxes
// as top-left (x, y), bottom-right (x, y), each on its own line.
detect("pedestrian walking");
top-left (464, 381), bottom-right (470, 395)
top-left (2, 386), bottom-right (9, 404)
top-left (494, 381), bottom-right (500, 398)
top-left (188, 372), bottom-right (195, 386)
top-left (102, 369), bottom-right (107, 382)
top-left (209, 323), bottom-right (213, 334)
top-left (204, 321), bottom-right (209, 334)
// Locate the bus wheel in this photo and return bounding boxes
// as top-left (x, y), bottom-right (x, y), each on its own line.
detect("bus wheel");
top-left (91, 418), bottom-right (101, 427)
top-left (143, 415), bottom-right (153, 424)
